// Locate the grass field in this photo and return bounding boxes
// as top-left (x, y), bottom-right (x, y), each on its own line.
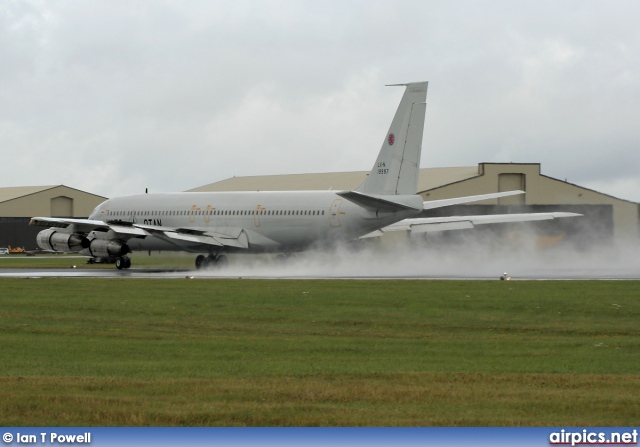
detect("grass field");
top-left (0, 277), bottom-right (638, 426)
top-left (0, 253), bottom-right (196, 269)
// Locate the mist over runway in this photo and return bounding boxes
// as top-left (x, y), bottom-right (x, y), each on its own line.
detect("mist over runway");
top-left (2, 241), bottom-right (639, 280)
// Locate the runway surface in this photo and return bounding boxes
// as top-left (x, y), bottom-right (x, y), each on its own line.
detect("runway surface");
top-left (1, 267), bottom-right (639, 280)
top-left (2, 250), bottom-right (639, 280)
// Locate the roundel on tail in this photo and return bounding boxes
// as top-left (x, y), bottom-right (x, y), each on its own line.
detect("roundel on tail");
top-left (388, 133), bottom-right (395, 146)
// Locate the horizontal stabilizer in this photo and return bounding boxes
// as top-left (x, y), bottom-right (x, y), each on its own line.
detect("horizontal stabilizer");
top-left (337, 191), bottom-right (422, 212)
top-left (423, 190), bottom-right (525, 210)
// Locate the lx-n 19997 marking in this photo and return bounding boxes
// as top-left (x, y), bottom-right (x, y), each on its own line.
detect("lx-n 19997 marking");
top-left (30, 82), bottom-right (580, 269)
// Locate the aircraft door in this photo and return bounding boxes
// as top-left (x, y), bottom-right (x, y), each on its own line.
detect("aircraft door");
top-left (329, 199), bottom-right (343, 227)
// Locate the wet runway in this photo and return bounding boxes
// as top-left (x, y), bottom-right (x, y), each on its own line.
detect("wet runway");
top-left (1, 267), bottom-right (639, 280)
top-left (2, 250), bottom-right (639, 280)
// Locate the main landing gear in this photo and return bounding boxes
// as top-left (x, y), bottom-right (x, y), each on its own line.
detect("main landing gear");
top-left (115, 256), bottom-right (132, 270)
top-left (195, 254), bottom-right (228, 270)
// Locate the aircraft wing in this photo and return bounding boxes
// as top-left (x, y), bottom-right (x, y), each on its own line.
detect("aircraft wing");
top-left (139, 225), bottom-right (250, 249)
top-left (29, 217), bottom-right (249, 249)
top-left (361, 212), bottom-right (582, 238)
top-left (30, 217), bottom-right (113, 232)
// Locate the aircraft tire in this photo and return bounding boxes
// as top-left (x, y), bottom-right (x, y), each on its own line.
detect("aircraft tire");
top-left (216, 254), bottom-right (229, 267)
top-left (195, 255), bottom-right (206, 270)
top-left (204, 255), bottom-right (217, 269)
top-left (116, 257), bottom-right (125, 270)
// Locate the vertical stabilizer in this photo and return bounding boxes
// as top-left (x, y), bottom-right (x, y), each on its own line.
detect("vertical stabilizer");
top-left (356, 82), bottom-right (428, 195)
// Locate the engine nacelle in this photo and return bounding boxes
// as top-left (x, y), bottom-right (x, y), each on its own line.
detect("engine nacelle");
top-left (37, 229), bottom-right (90, 253)
top-left (83, 239), bottom-right (130, 258)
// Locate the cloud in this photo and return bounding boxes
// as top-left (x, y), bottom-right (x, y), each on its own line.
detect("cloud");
top-left (1, 0), bottom-right (639, 202)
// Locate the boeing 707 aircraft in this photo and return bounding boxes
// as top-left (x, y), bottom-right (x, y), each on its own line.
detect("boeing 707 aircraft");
top-left (30, 82), bottom-right (580, 269)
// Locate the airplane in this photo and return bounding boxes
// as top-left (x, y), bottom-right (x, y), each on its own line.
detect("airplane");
top-left (30, 82), bottom-right (581, 270)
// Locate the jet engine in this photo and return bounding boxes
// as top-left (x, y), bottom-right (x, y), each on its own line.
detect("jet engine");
top-left (83, 239), bottom-right (130, 258)
top-left (36, 229), bottom-right (90, 253)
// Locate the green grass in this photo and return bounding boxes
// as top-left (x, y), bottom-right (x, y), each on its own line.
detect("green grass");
top-left (0, 253), bottom-right (195, 269)
top-left (0, 278), bottom-right (639, 425)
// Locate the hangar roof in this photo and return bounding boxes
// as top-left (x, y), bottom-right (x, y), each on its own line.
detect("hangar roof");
top-left (0, 185), bottom-right (61, 203)
top-left (0, 185), bottom-right (106, 203)
top-left (188, 166), bottom-right (480, 193)
top-left (0, 185), bottom-right (108, 218)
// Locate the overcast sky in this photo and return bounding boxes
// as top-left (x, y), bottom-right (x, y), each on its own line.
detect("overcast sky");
top-left (2, 0), bottom-right (639, 202)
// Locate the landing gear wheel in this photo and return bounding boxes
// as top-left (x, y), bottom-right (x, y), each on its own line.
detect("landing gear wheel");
top-left (204, 255), bottom-right (217, 269)
top-left (216, 254), bottom-right (229, 268)
top-left (196, 254), bottom-right (228, 269)
top-left (116, 256), bottom-right (131, 270)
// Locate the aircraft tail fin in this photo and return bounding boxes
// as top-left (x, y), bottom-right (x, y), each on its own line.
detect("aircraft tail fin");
top-left (356, 82), bottom-right (428, 196)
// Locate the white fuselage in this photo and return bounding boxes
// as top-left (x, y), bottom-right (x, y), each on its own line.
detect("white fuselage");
top-left (89, 191), bottom-right (422, 253)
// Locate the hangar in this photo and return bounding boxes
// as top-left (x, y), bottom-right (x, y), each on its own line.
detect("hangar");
top-left (0, 185), bottom-right (107, 249)
top-left (189, 163), bottom-right (640, 250)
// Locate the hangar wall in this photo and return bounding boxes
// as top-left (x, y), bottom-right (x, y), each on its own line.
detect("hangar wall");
top-left (0, 185), bottom-right (107, 249)
top-left (420, 163), bottom-right (639, 247)
top-left (420, 203), bottom-right (614, 251)
top-left (0, 218), bottom-right (41, 250)
top-left (0, 186), bottom-right (104, 217)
